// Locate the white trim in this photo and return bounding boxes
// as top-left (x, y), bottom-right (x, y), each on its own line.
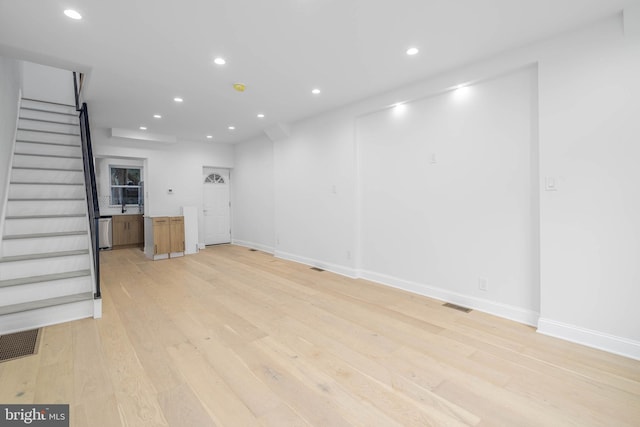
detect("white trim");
top-left (537, 318), bottom-right (640, 361)
top-left (93, 298), bottom-right (102, 319)
top-left (359, 269), bottom-right (540, 326)
top-left (232, 239), bottom-right (275, 254)
top-left (0, 90), bottom-right (22, 257)
top-left (274, 250), bottom-right (358, 279)
top-left (0, 299), bottom-right (95, 335)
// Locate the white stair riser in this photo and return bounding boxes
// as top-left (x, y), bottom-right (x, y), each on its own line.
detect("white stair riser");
top-left (18, 119), bottom-right (80, 135)
top-left (13, 154), bottom-right (83, 170)
top-left (20, 99), bottom-right (76, 115)
top-left (20, 109), bottom-right (78, 125)
top-left (14, 141), bottom-right (81, 157)
top-left (17, 130), bottom-right (80, 145)
top-left (0, 256), bottom-right (91, 281)
top-left (4, 216), bottom-right (87, 235)
top-left (11, 169), bottom-right (84, 184)
top-left (8, 184), bottom-right (85, 200)
top-left (2, 235), bottom-right (89, 257)
top-left (6, 200), bottom-right (86, 216)
top-left (0, 299), bottom-right (95, 335)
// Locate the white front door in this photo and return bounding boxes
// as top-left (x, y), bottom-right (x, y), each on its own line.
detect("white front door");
top-left (203, 168), bottom-right (231, 245)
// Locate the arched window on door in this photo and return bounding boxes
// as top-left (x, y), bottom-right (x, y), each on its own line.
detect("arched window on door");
top-left (204, 173), bottom-right (225, 184)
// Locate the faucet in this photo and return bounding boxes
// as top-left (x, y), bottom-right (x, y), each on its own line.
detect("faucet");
top-left (121, 201), bottom-right (127, 214)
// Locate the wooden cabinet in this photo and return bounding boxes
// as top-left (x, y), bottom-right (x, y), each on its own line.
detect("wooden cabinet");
top-left (169, 216), bottom-right (185, 253)
top-left (152, 217), bottom-right (171, 255)
top-left (145, 216), bottom-right (185, 260)
top-left (112, 214), bottom-right (143, 247)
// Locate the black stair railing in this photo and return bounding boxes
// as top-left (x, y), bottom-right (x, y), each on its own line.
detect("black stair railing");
top-left (73, 71), bottom-right (101, 299)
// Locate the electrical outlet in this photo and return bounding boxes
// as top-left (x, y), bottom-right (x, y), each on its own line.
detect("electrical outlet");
top-left (478, 277), bottom-right (488, 291)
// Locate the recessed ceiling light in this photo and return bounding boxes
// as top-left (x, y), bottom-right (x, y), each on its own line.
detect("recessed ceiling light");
top-left (64, 9), bottom-right (82, 20)
top-left (206, 135), bottom-right (213, 139)
top-left (174, 97), bottom-right (183, 103)
top-left (214, 57), bottom-right (226, 65)
top-left (139, 126), bottom-right (147, 130)
top-left (153, 114), bottom-right (162, 119)
top-left (228, 126), bottom-right (235, 130)
top-left (257, 113), bottom-right (265, 118)
top-left (312, 88), bottom-right (321, 95)
top-left (406, 47), bottom-right (419, 56)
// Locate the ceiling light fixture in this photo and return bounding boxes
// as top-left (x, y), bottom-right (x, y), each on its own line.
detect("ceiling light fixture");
top-left (153, 114), bottom-right (162, 119)
top-left (312, 88), bottom-right (321, 95)
top-left (139, 126), bottom-right (147, 130)
top-left (228, 126), bottom-right (235, 130)
top-left (233, 83), bottom-right (246, 92)
top-left (174, 97), bottom-right (183, 103)
top-left (206, 135), bottom-right (213, 139)
top-left (406, 47), bottom-right (419, 56)
top-left (64, 9), bottom-right (82, 20)
top-left (214, 57), bottom-right (226, 65)
top-left (257, 113), bottom-right (265, 118)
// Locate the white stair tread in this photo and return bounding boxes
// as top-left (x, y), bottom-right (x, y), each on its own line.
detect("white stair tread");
top-left (4, 230), bottom-right (87, 240)
top-left (14, 152), bottom-right (82, 159)
top-left (13, 166), bottom-right (83, 172)
top-left (0, 269), bottom-right (91, 289)
top-left (17, 128), bottom-right (80, 136)
top-left (10, 181), bottom-right (84, 186)
top-left (5, 214), bottom-right (86, 219)
top-left (8, 198), bottom-right (85, 202)
top-left (21, 97), bottom-right (75, 108)
top-left (0, 292), bottom-right (94, 316)
top-left (20, 106), bottom-right (77, 117)
top-left (0, 249), bottom-right (90, 263)
top-left (16, 139), bottom-right (80, 147)
top-left (18, 117), bottom-right (79, 126)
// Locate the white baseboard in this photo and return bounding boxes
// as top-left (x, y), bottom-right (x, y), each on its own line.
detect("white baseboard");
top-left (359, 269), bottom-right (539, 326)
top-left (243, 245), bottom-right (537, 325)
top-left (232, 239), bottom-right (275, 254)
top-left (229, 244), bottom-right (639, 359)
top-left (274, 250), bottom-right (358, 279)
top-left (537, 318), bottom-right (640, 361)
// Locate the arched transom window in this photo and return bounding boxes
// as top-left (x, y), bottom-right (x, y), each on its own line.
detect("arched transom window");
top-left (205, 173), bottom-right (225, 184)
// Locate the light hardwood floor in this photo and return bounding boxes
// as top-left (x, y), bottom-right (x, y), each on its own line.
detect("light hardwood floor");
top-left (1, 245), bottom-right (639, 426)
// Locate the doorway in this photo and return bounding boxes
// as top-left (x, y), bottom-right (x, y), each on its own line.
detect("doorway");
top-left (203, 168), bottom-right (231, 245)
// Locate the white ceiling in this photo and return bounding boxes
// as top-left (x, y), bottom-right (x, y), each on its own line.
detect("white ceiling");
top-left (0, 0), bottom-right (635, 144)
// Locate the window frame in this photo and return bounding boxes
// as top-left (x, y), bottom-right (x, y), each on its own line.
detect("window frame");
top-left (109, 165), bottom-right (143, 206)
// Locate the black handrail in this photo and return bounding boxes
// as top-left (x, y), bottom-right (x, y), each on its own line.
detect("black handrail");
top-left (73, 72), bottom-right (101, 299)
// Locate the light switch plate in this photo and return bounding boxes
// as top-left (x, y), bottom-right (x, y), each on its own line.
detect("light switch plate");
top-left (545, 177), bottom-right (558, 191)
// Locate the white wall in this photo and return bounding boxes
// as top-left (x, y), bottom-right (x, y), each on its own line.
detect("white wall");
top-left (358, 67), bottom-right (538, 323)
top-left (232, 13), bottom-right (640, 359)
top-left (0, 56), bottom-right (23, 242)
top-left (273, 112), bottom-right (358, 275)
top-left (231, 135), bottom-right (275, 252)
top-left (92, 130), bottom-right (234, 246)
top-left (22, 62), bottom-right (75, 105)
top-left (537, 16), bottom-right (640, 353)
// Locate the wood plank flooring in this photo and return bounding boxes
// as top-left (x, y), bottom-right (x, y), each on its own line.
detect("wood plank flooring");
top-left (1, 244), bottom-right (639, 426)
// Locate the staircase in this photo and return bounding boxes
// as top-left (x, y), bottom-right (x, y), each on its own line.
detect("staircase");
top-left (0, 98), bottom-right (99, 334)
